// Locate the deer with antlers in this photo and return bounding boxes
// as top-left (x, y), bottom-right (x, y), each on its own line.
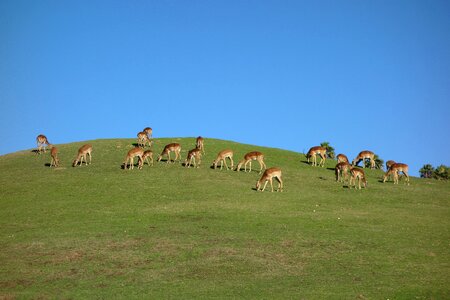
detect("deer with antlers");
top-left (256, 167), bottom-right (283, 192)
top-left (36, 134), bottom-right (51, 154)
top-left (306, 146), bottom-right (327, 167)
top-left (72, 144), bottom-right (92, 167)
top-left (49, 146), bottom-right (60, 167)
top-left (157, 143), bottom-right (182, 163)
top-left (352, 150), bottom-right (375, 169)
top-left (383, 163), bottom-right (410, 185)
top-left (212, 149), bottom-right (234, 170)
top-left (335, 162), bottom-right (351, 183)
top-left (336, 153), bottom-right (349, 164)
top-left (349, 167), bottom-right (367, 189)
top-left (196, 136), bottom-right (205, 154)
top-left (236, 151), bottom-right (267, 173)
top-left (185, 148), bottom-right (202, 168)
top-left (123, 147), bottom-right (144, 170)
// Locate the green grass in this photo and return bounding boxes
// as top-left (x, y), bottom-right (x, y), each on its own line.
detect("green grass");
top-left (1, 137), bottom-right (449, 299)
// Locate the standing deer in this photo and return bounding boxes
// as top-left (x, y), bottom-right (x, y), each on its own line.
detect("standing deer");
top-left (49, 146), bottom-right (59, 167)
top-left (137, 131), bottom-right (152, 148)
top-left (335, 162), bottom-right (351, 183)
top-left (143, 127), bottom-right (153, 139)
top-left (36, 134), bottom-right (51, 154)
top-left (185, 148), bottom-right (202, 168)
top-left (336, 153), bottom-right (349, 164)
top-left (385, 160), bottom-right (396, 171)
top-left (349, 167), bottom-right (367, 189)
top-left (123, 147), bottom-right (144, 170)
top-left (72, 144), bottom-right (92, 167)
top-left (352, 150), bottom-right (375, 169)
top-left (157, 143), bottom-right (182, 163)
top-left (383, 163), bottom-right (410, 185)
top-left (256, 167), bottom-right (283, 192)
top-left (212, 149), bottom-right (234, 170)
top-left (236, 151), bottom-right (266, 173)
top-left (196, 136), bottom-right (205, 154)
top-left (139, 150), bottom-right (154, 167)
top-left (306, 146), bottom-right (327, 167)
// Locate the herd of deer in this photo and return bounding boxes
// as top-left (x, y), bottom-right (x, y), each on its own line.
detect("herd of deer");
top-left (35, 128), bottom-right (409, 192)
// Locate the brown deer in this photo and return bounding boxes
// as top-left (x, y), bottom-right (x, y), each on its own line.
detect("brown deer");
top-left (137, 131), bottom-right (152, 148)
top-left (236, 151), bottom-right (267, 173)
top-left (143, 127), bottom-right (153, 139)
top-left (185, 148), bottom-right (202, 168)
top-left (139, 150), bottom-right (154, 167)
top-left (335, 162), bottom-right (351, 183)
top-left (352, 150), bottom-right (375, 169)
top-left (72, 144), bottom-right (92, 167)
top-left (306, 146), bottom-right (327, 167)
top-left (49, 146), bottom-right (59, 167)
top-left (212, 149), bottom-right (234, 170)
top-left (256, 167), bottom-right (283, 192)
top-left (157, 143), bottom-right (182, 163)
top-left (349, 167), bottom-right (367, 189)
top-left (196, 136), bottom-right (205, 154)
top-left (123, 147), bottom-right (144, 170)
top-left (36, 134), bottom-right (51, 154)
top-left (336, 153), bottom-right (349, 164)
top-left (385, 160), bottom-right (396, 170)
top-left (383, 163), bottom-right (410, 185)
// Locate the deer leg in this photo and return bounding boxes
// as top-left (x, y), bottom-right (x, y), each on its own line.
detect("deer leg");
top-left (404, 171), bottom-right (410, 185)
top-left (269, 178), bottom-right (274, 192)
top-left (278, 176), bottom-right (283, 192)
top-left (262, 180), bottom-right (269, 192)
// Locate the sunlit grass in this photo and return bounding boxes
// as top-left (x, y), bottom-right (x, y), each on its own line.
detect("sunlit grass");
top-left (0, 138), bottom-right (449, 299)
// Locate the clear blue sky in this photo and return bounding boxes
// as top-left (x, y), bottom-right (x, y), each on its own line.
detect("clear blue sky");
top-left (1, 0), bottom-right (449, 176)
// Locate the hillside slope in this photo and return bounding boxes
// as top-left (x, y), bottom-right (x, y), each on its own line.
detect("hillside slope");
top-left (0, 138), bottom-right (449, 299)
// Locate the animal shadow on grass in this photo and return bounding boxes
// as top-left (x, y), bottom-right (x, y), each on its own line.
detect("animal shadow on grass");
top-left (318, 176), bottom-right (327, 180)
top-left (327, 167), bottom-right (335, 171)
top-left (131, 143), bottom-right (140, 148)
top-left (44, 163), bottom-right (51, 167)
top-left (32, 149), bottom-right (42, 155)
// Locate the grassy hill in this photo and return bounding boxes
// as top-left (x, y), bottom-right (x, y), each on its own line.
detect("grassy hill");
top-left (0, 137), bottom-right (449, 299)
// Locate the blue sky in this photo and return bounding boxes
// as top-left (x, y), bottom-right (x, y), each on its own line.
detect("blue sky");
top-left (1, 0), bottom-right (449, 176)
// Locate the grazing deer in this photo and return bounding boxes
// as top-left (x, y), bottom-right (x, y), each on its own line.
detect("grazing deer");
top-left (143, 127), bottom-right (153, 139)
top-left (123, 147), bottom-right (144, 170)
top-left (49, 146), bottom-right (59, 167)
top-left (36, 134), bottom-right (51, 154)
top-left (185, 148), bottom-right (202, 168)
top-left (306, 146), bottom-right (327, 167)
top-left (236, 151), bottom-right (267, 173)
top-left (383, 163), bottom-right (410, 185)
top-left (335, 162), bottom-right (351, 183)
top-left (385, 160), bottom-right (396, 170)
top-left (256, 167), bottom-right (283, 192)
top-left (212, 149), bottom-right (234, 170)
top-left (157, 143), bottom-right (182, 163)
top-left (349, 167), bottom-right (367, 189)
top-left (352, 150), bottom-right (375, 169)
top-left (336, 153), bottom-right (349, 164)
top-left (139, 150), bottom-right (154, 167)
top-left (137, 131), bottom-right (152, 148)
top-left (72, 144), bottom-right (92, 167)
top-left (196, 136), bottom-right (205, 154)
